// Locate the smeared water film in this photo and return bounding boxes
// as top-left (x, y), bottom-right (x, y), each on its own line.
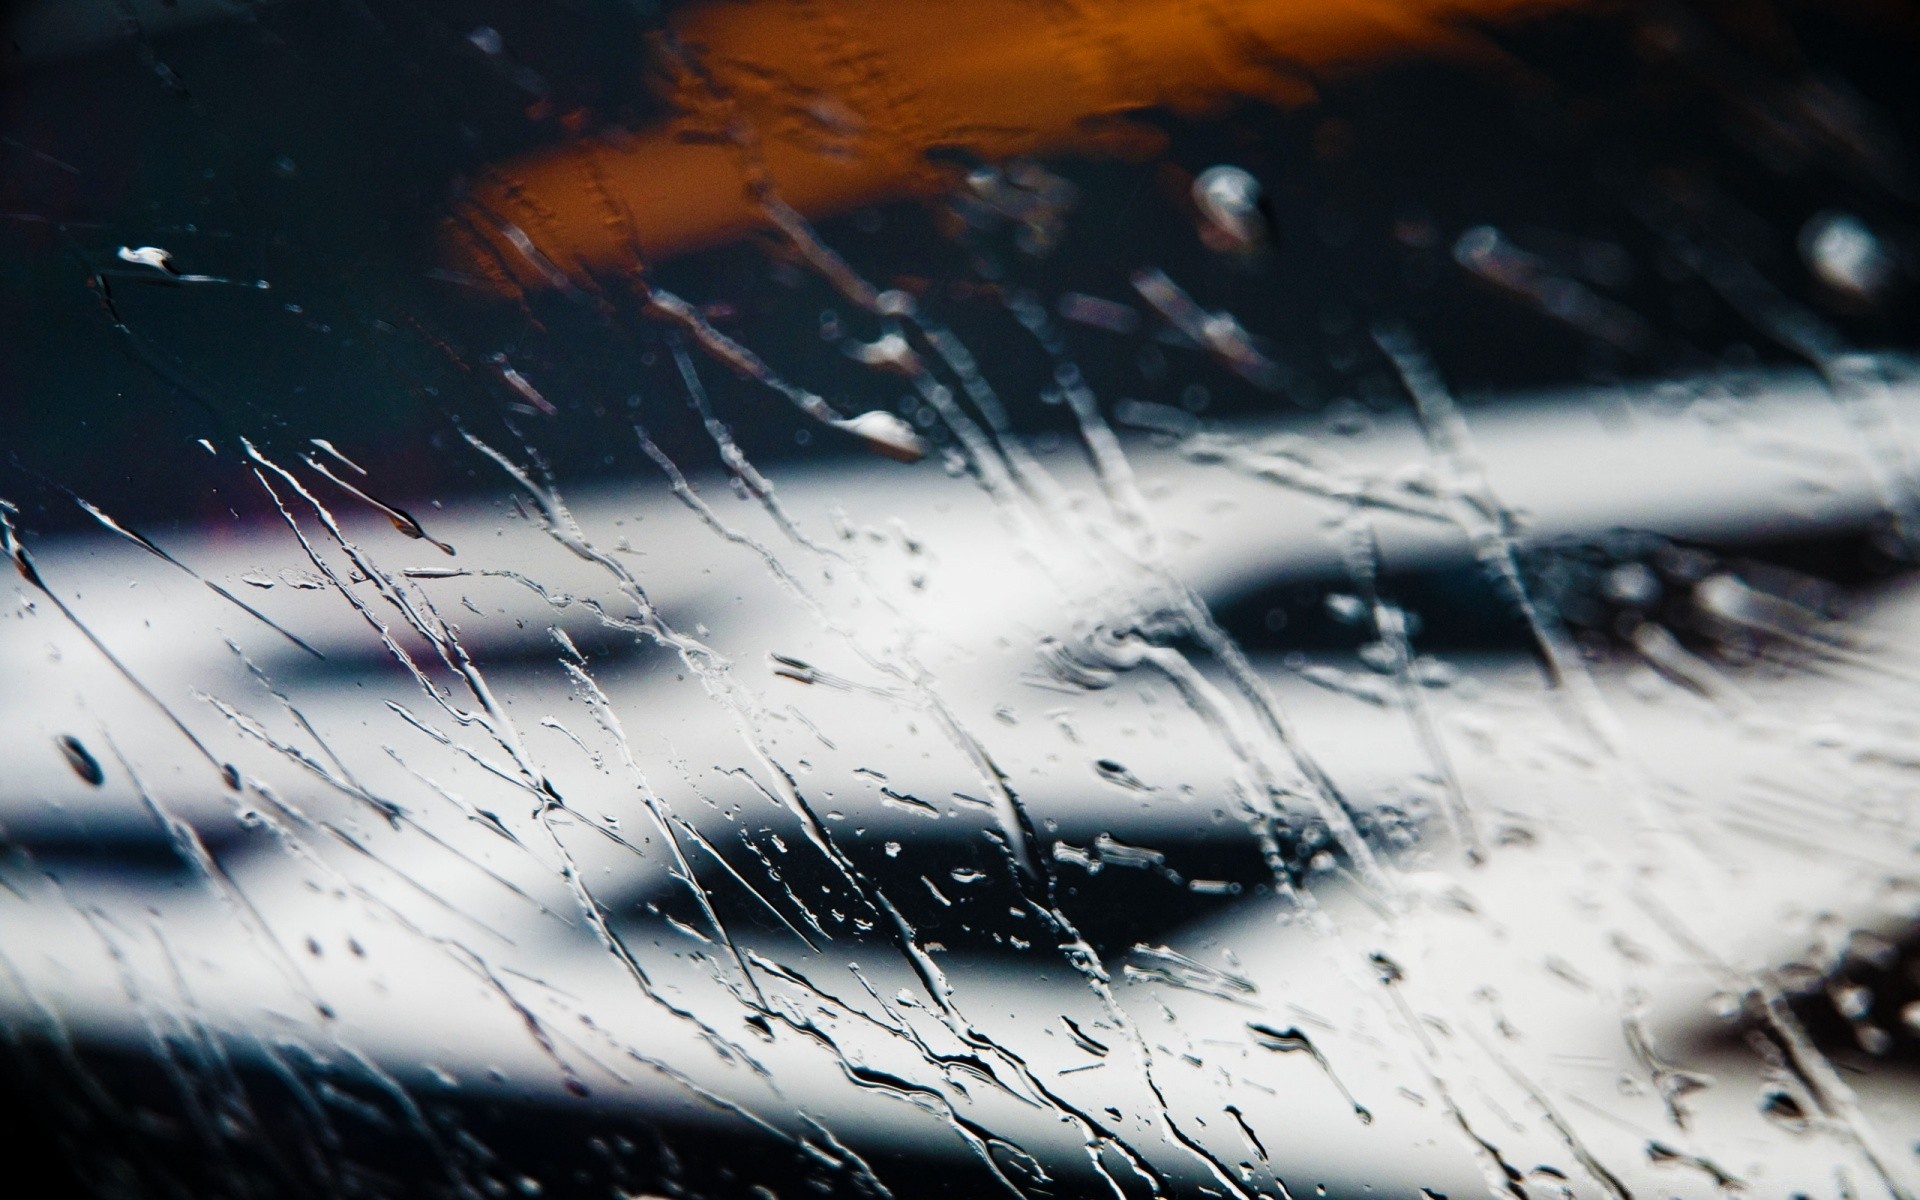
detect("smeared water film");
top-left (5, 2), bottom-right (1920, 1197)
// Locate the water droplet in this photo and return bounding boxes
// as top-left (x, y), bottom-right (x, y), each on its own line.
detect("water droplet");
top-left (56, 734), bottom-right (104, 786)
top-left (116, 245), bottom-right (178, 274)
top-left (1801, 210), bottom-right (1894, 299)
top-left (1193, 166), bottom-right (1269, 253)
top-left (835, 410), bottom-right (927, 462)
top-left (1759, 1088), bottom-right (1809, 1131)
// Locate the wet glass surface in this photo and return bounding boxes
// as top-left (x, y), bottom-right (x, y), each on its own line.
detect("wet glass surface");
top-left (5, 2), bottom-right (1920, 1197)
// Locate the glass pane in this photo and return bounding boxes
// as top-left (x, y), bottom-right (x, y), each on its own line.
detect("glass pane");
top-left (4, 3), bottom-right (1920, 1197)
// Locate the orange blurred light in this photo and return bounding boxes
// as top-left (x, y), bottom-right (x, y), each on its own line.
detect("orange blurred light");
top-left (444, 0), bottom-right (1563, 294)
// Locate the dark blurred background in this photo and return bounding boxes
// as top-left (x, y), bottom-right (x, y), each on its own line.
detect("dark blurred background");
top-left (4, 0), bottom-right (1919, 538)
